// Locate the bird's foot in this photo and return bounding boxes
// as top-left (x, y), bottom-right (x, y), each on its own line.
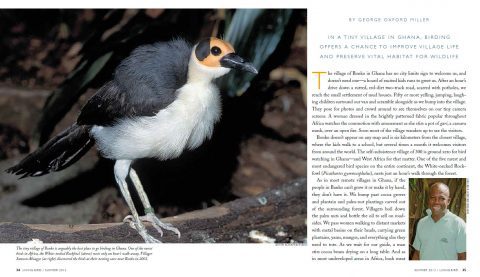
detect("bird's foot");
top-left (140, 212), bottom-right (181, 238)
top-left (123, 215), bottom-right (161, 243)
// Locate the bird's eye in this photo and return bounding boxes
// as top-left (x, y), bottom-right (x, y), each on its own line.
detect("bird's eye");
top-left (211, 46), bottom-right (222, 56)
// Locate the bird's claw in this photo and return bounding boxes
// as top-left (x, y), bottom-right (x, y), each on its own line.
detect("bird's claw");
top-left (123, 215), bottom-right (161, 243)
top-left (140, 213), bottom-right (181, 238)
top-left (123, 213), bottom-right (181, 241)
top-left (139, 228), bottom-right (161, 243)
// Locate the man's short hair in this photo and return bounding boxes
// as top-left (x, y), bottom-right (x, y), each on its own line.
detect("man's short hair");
top-left (430, 182), bottom-right (450, 197)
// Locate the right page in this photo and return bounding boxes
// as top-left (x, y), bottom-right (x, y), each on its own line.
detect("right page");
top-left (309, 0), bottom-right (478, 274)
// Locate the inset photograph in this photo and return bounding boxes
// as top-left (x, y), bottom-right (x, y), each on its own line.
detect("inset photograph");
top-left (409, 178), bottom-right (466, 260)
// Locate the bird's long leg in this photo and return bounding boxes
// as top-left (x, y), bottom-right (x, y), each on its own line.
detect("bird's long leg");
top-left (129, 167), bottom-right (181, 238)
top-left (114, 160), bottom-right (160, 243)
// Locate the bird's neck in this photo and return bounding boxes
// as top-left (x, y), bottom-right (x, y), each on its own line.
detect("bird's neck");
top-left (187, 53), bottom-right (230, 84)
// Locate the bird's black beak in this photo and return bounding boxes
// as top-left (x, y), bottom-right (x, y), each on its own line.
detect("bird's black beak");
top-left (220, 53), bottom-right (258, 74)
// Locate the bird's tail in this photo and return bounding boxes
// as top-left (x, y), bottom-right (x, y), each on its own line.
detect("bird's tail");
top-left (5, 124), bottom-right (94, 178)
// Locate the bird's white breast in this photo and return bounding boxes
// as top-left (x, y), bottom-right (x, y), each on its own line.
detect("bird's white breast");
top-left (91, 82), bottom-right (221, 160)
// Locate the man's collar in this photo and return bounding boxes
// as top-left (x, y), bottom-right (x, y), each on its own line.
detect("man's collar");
top-left (426, 209), bottom-right (451, 222)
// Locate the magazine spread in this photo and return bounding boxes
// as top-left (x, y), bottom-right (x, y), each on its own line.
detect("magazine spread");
top-left (0, 0), bottom-right (478, 276)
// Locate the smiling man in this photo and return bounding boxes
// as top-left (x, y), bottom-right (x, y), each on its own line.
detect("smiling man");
top-left (412, 182), bottom-right (466, 260)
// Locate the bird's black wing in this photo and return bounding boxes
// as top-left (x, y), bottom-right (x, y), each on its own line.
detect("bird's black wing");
top-left (77, 38), bottom-right (192, 126)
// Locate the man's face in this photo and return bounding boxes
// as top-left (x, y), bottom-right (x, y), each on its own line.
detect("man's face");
top-left (428, 185), bottom-right (450, 217)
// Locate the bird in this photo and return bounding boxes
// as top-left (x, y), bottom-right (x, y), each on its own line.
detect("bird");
top-left (5, 37), bottom-right (258, 243)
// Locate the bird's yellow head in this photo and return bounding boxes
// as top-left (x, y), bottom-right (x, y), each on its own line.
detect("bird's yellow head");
top-left (194, 37), bottom-right (258, 74)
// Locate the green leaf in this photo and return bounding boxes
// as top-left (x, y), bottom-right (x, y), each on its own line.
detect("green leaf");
top-left (220, 9), bottom-right (293, 97)
top-left (79, 52), bottom-right (113, 89)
